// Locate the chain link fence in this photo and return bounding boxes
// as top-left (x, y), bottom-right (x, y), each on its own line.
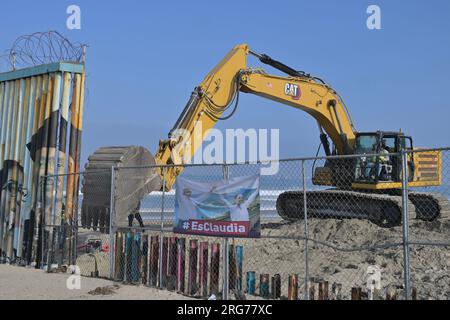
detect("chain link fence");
top-left (41, 148), bottom-right (450, 300)
top-left (39, 170), bottom-right (111, 277)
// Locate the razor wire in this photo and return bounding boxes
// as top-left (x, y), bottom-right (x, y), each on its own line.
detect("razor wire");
top-left (1, 31), bottom-right (86, 71)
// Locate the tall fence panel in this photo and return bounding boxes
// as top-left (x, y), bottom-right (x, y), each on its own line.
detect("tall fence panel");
top-left (0, 63), bottom-right (86, 267)
top-left (41, 170), bottom-right (111, 277)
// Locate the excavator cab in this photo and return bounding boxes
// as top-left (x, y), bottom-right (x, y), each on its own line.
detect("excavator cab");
top-left (352, 131), bottom-right (419, 189)
top-left (354, 131), bottom-right (413, 184)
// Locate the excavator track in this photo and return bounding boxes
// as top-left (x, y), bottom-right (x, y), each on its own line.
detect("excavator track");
top-left (276, 189), bottom-right (417, 228)
top-left (408, 192), bottom-right (450, 221)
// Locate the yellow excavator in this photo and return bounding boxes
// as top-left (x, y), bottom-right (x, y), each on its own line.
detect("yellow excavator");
top-left (85, 44), bottom-right (449, 228)
top-left (147, 44), bottom-right (449, 227)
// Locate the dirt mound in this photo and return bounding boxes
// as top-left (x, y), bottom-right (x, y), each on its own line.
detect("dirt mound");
top-left (245, 218), bottom-right (450, 299)
top-left (88, 285), bottom-right (120, 296)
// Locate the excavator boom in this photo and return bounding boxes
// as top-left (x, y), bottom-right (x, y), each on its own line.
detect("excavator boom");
top-left (155, 44), bottom-right (357, 190)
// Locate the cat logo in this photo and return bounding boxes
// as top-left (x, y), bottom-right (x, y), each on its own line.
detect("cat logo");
top-left (284, 83), bottom-right (301, 100)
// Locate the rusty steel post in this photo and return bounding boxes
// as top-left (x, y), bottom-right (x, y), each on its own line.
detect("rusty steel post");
top-left (160, 236), bottom-right (168, 288)
top-left (167, 236), bottom-right (178, 291)
top-left (318, 281), bottom-right (329, 300)
top-left (209, 242), bottom-right (220, 295)
top-left (412, 287), bottom-right (417, 300)
top-left (331, 282), bottom-right (342, 300)
top-left (351, 287), bottom-right (362, 300)
top-left (124, 231), bottom-right (132, 282)
top-left (188, 239), bottom-right (198, 296)
top-left (228, 244), bottom-right (236, 291)
top-left (386, 286), bottom-right (398, 300)
top-left (288, 274), bottom-right (299, 300)
top-left (114, 231), bottom-right (124, 281)
top-left (309, 278), bottom-right (316, 300)
top-left (271, 274), bottom-right (281, 299)
top-left (176, 237), bottom-right (186, 293)
top-left (131, 233), bottom-right (141, 283)
top-left (141, 234), bottom-right (148, 284)
top-left (148, 235), bottom-right (159, 287)
top-left (199, 241), bottom-right (208, 297)
top-left (260, 274), bottom-right (270, 298)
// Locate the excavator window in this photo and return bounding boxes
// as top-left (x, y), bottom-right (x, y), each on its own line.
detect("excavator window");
top-left (354, 133), bottom-right (402, 183)
top-left (354, 134), bottom-right (380, 182)
top-left (355, 135), bottom-right (378, 154)
top-left (379, 135), bottom-right (397, 181)
top-left (399, 136), bottom-right (413, 150)
top-left (382, 137), bottom-right (396, 153)
top-left (354, 133), bottom-right (414, 183)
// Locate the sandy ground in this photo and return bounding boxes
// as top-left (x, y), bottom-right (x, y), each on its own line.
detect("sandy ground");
top-left (0, 264), bottom-right (192, 300)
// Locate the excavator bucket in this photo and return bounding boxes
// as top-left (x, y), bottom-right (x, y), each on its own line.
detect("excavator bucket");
top-left (81, 146), bottom-right (162, 232)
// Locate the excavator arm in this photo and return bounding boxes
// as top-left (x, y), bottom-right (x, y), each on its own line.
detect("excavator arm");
top-left (155, 44), bottom-right (357, 190)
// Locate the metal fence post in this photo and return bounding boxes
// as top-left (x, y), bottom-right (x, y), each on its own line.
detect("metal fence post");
top-left (222, 237), bottom-right (229, 300)
top-left (40, 176), bottom-right (46, 268)
top-left (302, 160), bottom-right (310, 300)
top-left (158, 167), bottom-right (167, 288)
top-left (109, 166), bottom-right (116, 279)
top-left (401, 151), bottom-right (411, 300)
top-left (47, 171), bottom-right (59, 270)
top-left (222, 164), bottom-right (230, 300)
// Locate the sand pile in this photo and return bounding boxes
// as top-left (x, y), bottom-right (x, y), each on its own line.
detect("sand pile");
top-left (239, 218), bottom-right (450, 300)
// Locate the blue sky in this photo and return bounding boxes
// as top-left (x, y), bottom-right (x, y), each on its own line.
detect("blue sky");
top-left (1, 0), bottom-right (450, 165)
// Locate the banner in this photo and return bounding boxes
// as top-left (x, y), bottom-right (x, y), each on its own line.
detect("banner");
top-left (174, 175), bottom-right (260, 238)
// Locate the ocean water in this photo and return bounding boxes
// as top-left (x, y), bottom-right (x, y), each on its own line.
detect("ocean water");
top-left (138, 181), bottom-right (450, 223)
top-left (77, 168), bottom-right (450, 224)
top-left (139, 189), bottom-right (285, 222)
